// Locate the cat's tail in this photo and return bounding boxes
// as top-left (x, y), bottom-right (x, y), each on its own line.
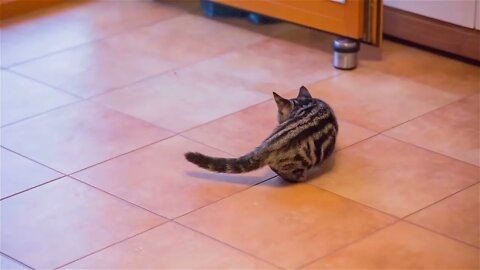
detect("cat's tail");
top-left (185, 150), bottom-right (268, 174)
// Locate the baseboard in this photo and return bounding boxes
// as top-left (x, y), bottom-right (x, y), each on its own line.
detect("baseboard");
top-left (384, 6), bottom-right (480, 61)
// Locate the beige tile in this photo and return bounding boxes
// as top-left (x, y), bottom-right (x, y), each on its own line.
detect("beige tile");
top-left (73, 136), bottom-right (274, 219)
top-left (305, 222), bottom-right (479, 269)
top-left (0, 177), bottom-right (165, 269)
top-left (307, 69), bottom-right (465, 132)
top-left (1, 148), bottom-right (62, 199)
top-left (178, 178), bottom-right (395, 268)
top-left (407, 183), bottom-right (480, 247)
top-left (1, 70), bottom-right (78, 126)
top-left (92, 71), bottom-right (269, 132)
top-left (311, 135), bottom-right (479, 217)
top-left (64, 222), bottom-right (276, 269)
top-left (1, 101), bottom-right (172, 174)
top-left (386, 94), bottom-right (480, 166)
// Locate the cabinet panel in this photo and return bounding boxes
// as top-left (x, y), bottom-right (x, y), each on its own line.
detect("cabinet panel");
top-left (385, 0), bottom-right (475, 28)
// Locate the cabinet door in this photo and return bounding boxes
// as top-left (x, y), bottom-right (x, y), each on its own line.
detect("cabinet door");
top-left (212, 0), bottom-right (383, 46)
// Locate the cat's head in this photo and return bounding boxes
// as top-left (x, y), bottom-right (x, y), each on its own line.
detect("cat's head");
top-left (273, 86), bottom-right (313, 124)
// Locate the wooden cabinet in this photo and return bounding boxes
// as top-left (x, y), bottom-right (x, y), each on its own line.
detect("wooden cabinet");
top-left (211, 0), bottom-right (383, 46)
top-left (0, 0), bottom-right (62, 20)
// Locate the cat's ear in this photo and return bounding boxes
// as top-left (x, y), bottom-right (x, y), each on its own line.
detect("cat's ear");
top-left (273, 92), bottom-right (290, 108)
top-left (298, 86), bottom-right (312, 99)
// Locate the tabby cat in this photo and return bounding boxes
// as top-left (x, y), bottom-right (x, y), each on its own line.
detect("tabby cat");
top-left (185, 86), bottom-right (338, 182)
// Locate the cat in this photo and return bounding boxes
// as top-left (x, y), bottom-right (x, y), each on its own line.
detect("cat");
top-left (185, 86), bottom-right (338, 182)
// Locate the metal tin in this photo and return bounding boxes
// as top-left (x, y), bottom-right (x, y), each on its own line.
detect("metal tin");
top-left (332, 37), bottom-right (360, 70)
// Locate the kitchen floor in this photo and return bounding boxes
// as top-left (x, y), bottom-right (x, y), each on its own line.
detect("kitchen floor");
top-left (1, 1), bottom-right (479, 269)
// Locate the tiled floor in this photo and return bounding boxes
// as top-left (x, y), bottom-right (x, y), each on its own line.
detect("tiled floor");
top-left (1, 1), bottom-right (479, 269)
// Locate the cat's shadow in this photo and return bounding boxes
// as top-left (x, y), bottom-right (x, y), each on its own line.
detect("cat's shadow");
top-left (186, 154), bottom-right (336, 187)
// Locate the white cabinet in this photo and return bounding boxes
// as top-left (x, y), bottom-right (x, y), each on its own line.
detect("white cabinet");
top-left (384, 0), bottom-right (476, 29)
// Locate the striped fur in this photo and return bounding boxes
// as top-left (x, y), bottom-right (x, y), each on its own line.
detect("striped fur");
top-left (185, 86), bottom-right (338, 182)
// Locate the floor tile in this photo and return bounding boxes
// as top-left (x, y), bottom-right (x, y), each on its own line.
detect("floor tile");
top-left (307, 68), bottom-right (465, 132)
top-left (92, 71), bottom-right (269, 132)
top-left (73, 136), bottom-right (274, 219)
top-left (178, 177), bottom-right (395, 269)
top-left (0, 177), bottom-right (165, 269)
top-left (183, 100), bottom-right (376, 157)
top-left (1, 0), bottom-right (184, 67)
top-left (1, 101), bottom-right (172, 174)
top-left (176, 37), bottom-right (339, 96)
top-left (386, 94), bottom-right (480, 166)
top-left (311, 135), bottom-right (479, 217)
top-left (304, 222), bottom-right (479, 269)
top-left (64, 222), bottom-right (276, 269)
top-left (362, 41), bottom-right (480, 96)
top-left (101, 14), bottom-right (273, 67)
top-left (1, 70), bottom-right (78, 126)
top-left (406, 183), bottom-right (480, 247)
top-left (11, 41), bottom-right (175, 98)
top-left (1, 148), bottom-right (62, 199)
top-left (1, 255), bottom-right (30, 270)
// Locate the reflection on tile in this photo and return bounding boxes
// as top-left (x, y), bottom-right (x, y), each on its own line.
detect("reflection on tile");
top-left (305, 222), bottom-right (479, 269)
top-left (64, 222), bottom-right (276, 269)
top-left (0, 177), bottom-right (165, 269)
top-left (1, 148), bottom-right (62, 199)
top-left (407, 184), bottom-right (480, 247)
top-left (1, 102), bottom-right (172, 173)
top-left (311, 135), bottom-right (479, 217)
top-left (178, 177), bottom-right (395, 268)
top-left (386, 94), bottom-right (480, 166)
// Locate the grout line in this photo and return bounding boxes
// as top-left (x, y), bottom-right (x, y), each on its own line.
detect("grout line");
top-left (65, 132), bottom-right (178, 176)
top-left (0, 252), bottom-right (35, 270)
top-left (3, 2), bottom-right (199, 69)
top-left (54, 222), bottom-right (167, 269)
top-left (5, 70), bottom-right (85, 100)
top-left (0, 98), bottom-right (84, 129)
top-left (296, 220), bottom-right (400, 269)
top-left (178, 71), bottom-right (343, 136)
top-left (403, 220), bottom-right (480, 250)
top-left (68, 175), bottom-right (170, 220)
top-left (380, 92), bottom-right (475, 136)
top-left (178, 99), bottom-right (273, 135)
top-left (401, 181), bottom-right (480, 221)
top-left (384, 134), bottom-right (480, 169)
top-left (0, 146), bottom-right (66, 175)
top-left (173, 175), bottom-right (277, 221)
top-left (173, 221), bottom-right (285, 270)
top-left (307, 182), bottom-right (400, 220)
top-left (0, 176), bottom-right (65, 201)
